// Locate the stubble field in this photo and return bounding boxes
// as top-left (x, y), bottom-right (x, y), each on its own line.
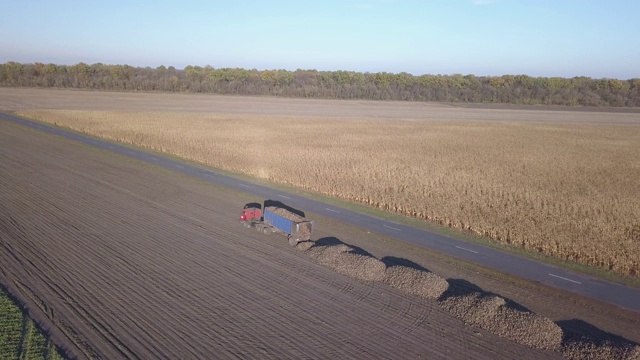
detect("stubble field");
top-left (5, 88), bottom-right (640, 278)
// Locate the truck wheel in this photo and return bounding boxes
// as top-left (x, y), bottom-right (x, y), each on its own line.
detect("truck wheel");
top-left (256, 225), bottom-right (262, 232)
top-left (289, 237), bottom-right (298, 247)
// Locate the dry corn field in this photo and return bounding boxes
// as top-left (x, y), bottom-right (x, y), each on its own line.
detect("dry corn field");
top-left (15, 102), bottom-right (640, 278)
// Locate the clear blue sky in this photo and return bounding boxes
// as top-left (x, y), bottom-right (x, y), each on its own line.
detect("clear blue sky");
top-left (1, 0), bottom-right (638, 79)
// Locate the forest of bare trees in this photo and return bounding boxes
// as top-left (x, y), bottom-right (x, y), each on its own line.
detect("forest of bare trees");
top-left (1, 61), bottom-right (639, 107)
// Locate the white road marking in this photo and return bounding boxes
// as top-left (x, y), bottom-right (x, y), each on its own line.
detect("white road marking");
top-left (549, 273), bottom-right (582, 284)
top-left (176, 164), bottom-right (184, 169)
top-left (278, 195), bottom-right (291, 200)
top-left (455, 246), bottom-right (479, 254)
top-left (127, 151), bottom-right (135, 155)
top-left (383, 224), bottom-right (402, 232)
top-left (238, 183), bottom-right (251, 188)
top-left (325, 208), bottom-right (340, 213)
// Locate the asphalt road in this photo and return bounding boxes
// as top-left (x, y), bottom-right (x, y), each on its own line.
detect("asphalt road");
top-left (3, 112), bottom-right (640, 313)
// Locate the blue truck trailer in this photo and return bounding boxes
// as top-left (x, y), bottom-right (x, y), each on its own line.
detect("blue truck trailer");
top-left (240, 204), bottom-right (313, 246)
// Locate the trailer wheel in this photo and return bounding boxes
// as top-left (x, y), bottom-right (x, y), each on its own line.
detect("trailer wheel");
top-left (256, 225), bottom-right (262, 232)
top-left (289, 237), bottom-right (298, 247)
top-left (263, 227), bottom-right (270, 235)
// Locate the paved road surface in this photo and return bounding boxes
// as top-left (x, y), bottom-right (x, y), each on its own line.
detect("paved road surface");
top-left (3, 112), bottom-right (639, 313)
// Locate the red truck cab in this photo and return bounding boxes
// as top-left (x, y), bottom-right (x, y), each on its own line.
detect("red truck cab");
top-left (240, 203), bottom-right (262, 222)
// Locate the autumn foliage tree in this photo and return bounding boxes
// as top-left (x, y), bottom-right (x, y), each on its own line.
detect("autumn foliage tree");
top-left (1, 62), bottom-right (639, 107)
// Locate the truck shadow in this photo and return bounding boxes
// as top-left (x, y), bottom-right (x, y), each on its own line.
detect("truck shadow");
top-left (243, 202), bottom-right (262, 209)
top-left (557, 318), bottom-right (639, 348)
top-left (264, 199), bottom-right (305, 217)
top-left (312, 237), bottom-right (376, 258)
top-left (310, 239), bottom-right (441, 274)
top-left (380, 256), bottom-right (433, 272)
top-left (439, 278), bottom-right (532, 313)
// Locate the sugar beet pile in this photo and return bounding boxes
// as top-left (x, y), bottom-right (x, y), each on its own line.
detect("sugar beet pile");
top-left (266, 206), bottom-right (312, 240)
top-left (293, 238), bottom-right (640, 360)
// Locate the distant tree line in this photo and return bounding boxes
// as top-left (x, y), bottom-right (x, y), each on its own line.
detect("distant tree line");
top-left (1, 61), bottom-right (639, 107)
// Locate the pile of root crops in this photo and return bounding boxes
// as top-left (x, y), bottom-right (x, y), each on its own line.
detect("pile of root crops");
top-left (266, 206), bottom-right (312, 239)
top-left (266, 207), bottom-right (306, 222)
top-left (294, 239), bottom-right (640, 360)
top-left (18, 110), bottom-right (640, 278)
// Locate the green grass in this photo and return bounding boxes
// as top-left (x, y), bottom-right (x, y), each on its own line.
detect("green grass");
top-left (22, 320), bottom-right (48, 360)
top-left (0, 287), bottom-right (66, 360)
top-left (0, 288), bottom-right (23, 359)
